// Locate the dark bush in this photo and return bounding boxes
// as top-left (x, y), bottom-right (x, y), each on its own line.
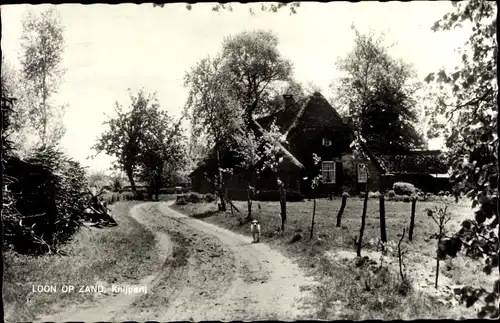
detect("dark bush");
top-left (175, 196), bottom-right (188, 205)
top-left (387, 190), bottom-right (396, 198)
top-left (290, 232), bottom-right (303, 243)
top-left (121, 192), bottom-right (135, 200)
top-left (187, 192), bottom-right (203, 203)
top-left (3, 147), bottom-right (88, 254)
top-left (254, 190), bottom-right (304, 202)
top-left (204, 193), bottom-right (216, 203)
top-left (135, 190), bottom-right (145, 201)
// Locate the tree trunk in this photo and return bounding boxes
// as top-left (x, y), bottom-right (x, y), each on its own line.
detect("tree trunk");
top-left (310, 197), bottom-right (317, 239)
top-left (356, 193), bottom-right (369, 257)
top-left (216, 149), bottom-right (226, 212)
top-left (435, 224), bottom-right (443, 289)
top-left (218, 187), bottom-right (227, 212)
top-left (126, 168), bottom-right (137, 196)
top-left (379, 195), bottom-right (387, 244)
top-left (409, 196), bottom-right (417, 241)
top-left (41, 65), bottom-right (48, 147)
top-left (398, 228), bottom-right (406, 281)
top-left (247, 185), bottom-right (252, 218)
top-left (154, 182), bottom-right (160, 201)
top-left (336, 195), bottom-right (347, 227)
top-left (280, 185), bottom-right (287, 232)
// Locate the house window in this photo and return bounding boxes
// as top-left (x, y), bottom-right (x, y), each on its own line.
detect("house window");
top-left (322, 161), bottom-right (336, 184)
top-left (357, 163), bottom-right (368, 183)
top-left (322, 138), bottom-right (332, 147)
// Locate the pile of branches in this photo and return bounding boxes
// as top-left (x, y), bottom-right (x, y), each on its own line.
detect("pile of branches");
top-left (82, 187), bottom-right (118, 228)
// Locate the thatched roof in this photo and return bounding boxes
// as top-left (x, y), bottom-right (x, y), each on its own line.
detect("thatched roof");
top-left (256, 97), bottom-right (309, 135)
top-left (190, 92), bottom-right (392, 177)
top-left (256, 92), bottom-right (386, 174)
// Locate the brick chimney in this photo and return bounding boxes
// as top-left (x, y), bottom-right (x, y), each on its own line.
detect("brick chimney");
top-left (283, 94), bottom-right (295, 109)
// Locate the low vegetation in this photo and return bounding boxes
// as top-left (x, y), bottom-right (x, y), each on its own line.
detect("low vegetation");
top-left (171, 197), bottom-right (493, 319)
top-left (3, 202), bottom-right (160, 322)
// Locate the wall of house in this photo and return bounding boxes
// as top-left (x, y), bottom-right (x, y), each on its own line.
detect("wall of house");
top-left (225, 168), bottom-right (302, 201)
top-left (340, 153), bottom-right (381, 194)
top-left (190, 171), bottom-right (215, 194)
top-left (288, 94), bottom-right (356, 197)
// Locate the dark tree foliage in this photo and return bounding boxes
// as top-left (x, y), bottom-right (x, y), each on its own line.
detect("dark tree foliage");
top-left (425, 0), bottom-right (499, 318)
top-left (3, 147), bottom-right (88, 254)
top-left (361, 78), bottom-right (424, 154)
top-left (332, 26), bottom-right (425, 155)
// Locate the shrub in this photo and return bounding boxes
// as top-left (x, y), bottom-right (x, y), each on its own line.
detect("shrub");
top-left (342, 192), bottom-right (350, 198)
top-left (187, 192), bottom-right (203, 203)
top-left (359, 191), bottom-right (367, 198)
top-left (204, 193), bottom-right (216, 203)
top-left (121, 192), bottom-right (135, 200)
top-left (402, 195), bottom-right (412, 203)
top-left (3, 147), bottom-right (88, 254)
top-left (387, 190), bottom-right (396, 198)
top-left (368, 191), bottom-right (381, 199)
top-left (290, 232), bottom-right (303, 243)
top-left (136, 191), bottom-right (145, 201)
top-left (438, 190), bottom-right (445, 196)
top-left (254, 190), bottom-right (304, 202)
top-left (393, 182), bottom-right (416, 196)
top-left (175, 196), bottom-right (188, 205)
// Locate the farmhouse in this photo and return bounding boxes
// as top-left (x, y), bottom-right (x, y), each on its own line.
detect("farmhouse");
top-left (189, 92), bottom-right (451, 200)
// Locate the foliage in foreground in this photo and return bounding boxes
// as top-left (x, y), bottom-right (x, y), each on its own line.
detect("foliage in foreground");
top-left (3, 146), bottom-right (89, 254)
top-left (426, 0), bottom-right (499, 318)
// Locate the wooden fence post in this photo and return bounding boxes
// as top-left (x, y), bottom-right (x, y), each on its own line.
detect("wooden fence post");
top-left (356, 193), bottom-right (369, 257)
top-left (409, 196), bottom-right (417, 241)
top-left (280, 187), bottom-right (287, 232)
top-left (336, 194), bottom-right (348, 227)
top-left (379, 194), bottom-right (387, 244)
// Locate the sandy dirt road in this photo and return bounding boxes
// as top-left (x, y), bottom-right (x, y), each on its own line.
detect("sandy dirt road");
top-left (38, 201), bottom-right (318, 322)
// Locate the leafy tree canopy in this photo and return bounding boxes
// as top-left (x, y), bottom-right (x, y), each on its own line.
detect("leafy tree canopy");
top-left (425, 0), bottom-right (498, 318)
top-left (331, 26), bottom-right (425, 154)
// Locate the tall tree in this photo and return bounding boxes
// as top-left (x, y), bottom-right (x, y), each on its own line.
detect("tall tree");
top-left (1, 56), bottom-right (40, 159)
top-left (331, 26), bottom-right (424, 154)
top-left (425, 0), bottom-right (498, 318)
top-left (184, 55), bottom-right (242, 210)
top-left (185, 30), bottom-right (298, 216)
top-left (19, 7), bottom-right (66, 148)
top-left (138, 103), bottom-right (186, 200)
top-left (92, 90), bottom-right (157, 196)
top-left (221, 29), bottom-right (294, 123)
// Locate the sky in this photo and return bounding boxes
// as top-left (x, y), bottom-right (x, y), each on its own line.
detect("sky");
top-left (1, 2), bottom-right (471, 173)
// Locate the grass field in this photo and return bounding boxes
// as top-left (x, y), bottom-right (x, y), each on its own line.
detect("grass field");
top-left (172, 196), bottom-right (493, 320)
top-left (3, 202), bottom-right (159, 322)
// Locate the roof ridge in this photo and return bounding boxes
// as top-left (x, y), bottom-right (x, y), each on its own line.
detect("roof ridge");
top-left (283, 97), bottom-right (309, 137)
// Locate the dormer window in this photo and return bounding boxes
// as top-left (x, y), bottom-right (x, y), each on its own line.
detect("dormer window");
top-left (322, 138), bottom-right (332, 147)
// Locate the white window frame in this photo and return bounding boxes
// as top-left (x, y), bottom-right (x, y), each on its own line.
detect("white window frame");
top-left (322, 161), bottom-right (336, 184)
top-left (357, 163), bottom-right (368, 183)
top-left (322, 137), bottom-right (332, 147)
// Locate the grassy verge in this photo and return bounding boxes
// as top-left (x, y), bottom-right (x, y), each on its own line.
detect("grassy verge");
top-left (171, 198), bottom-right (489, 319)
top-left (3, 201), bottom-right (160, 322)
